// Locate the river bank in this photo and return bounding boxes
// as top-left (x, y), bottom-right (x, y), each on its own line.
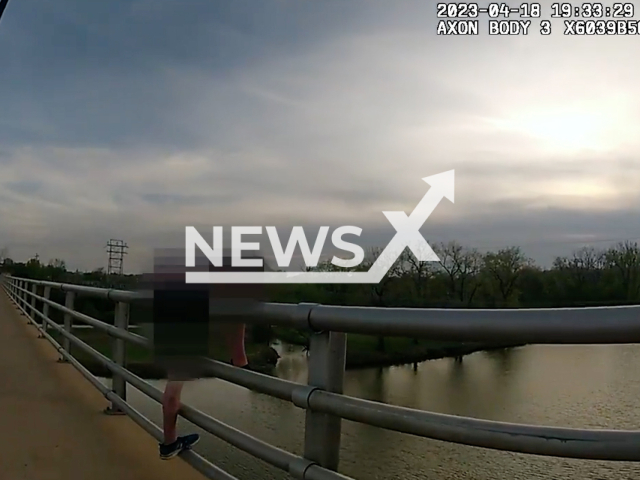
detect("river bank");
top-left (274, 326), bottom-right (521, 369)
top-left (344, 342), bottom-right (520, 369)
top-left (53, 328), bottom-right (521, 379)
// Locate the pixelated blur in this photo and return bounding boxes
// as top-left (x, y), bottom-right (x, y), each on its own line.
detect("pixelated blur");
top-left (139, 248), bottom-right (265, 379)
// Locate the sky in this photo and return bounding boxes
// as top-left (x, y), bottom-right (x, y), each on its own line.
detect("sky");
top-left (1, 0), bottom-right (639, 273)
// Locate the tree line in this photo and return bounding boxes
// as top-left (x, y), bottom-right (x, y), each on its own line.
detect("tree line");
top-left (2, 240), bottom-right (639, 311)
top-left (276, 240), bottom-right (640, 309)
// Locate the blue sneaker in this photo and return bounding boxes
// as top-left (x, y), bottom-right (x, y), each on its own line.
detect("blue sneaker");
top-left (159, 434), bottom-right (200, 460)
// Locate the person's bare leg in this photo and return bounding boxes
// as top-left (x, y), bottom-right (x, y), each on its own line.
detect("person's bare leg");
top-left (162, 380), bottom-right (183, 444)
top-left (159, 373), bottom-right (200, 459)
top-left (225, 323), bottom-right (248, 367)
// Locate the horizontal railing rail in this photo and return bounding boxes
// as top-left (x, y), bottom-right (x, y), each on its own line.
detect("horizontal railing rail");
top-left (15, 277), bottom-right (640, 344)
top-left (3, 274), bottom-right (640, 480)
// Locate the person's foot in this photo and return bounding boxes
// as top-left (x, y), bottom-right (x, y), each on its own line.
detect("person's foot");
top-left (159, 433), bottom-right (200, 460)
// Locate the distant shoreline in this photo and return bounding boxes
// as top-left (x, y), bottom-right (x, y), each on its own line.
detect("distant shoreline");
top-left (77, 342), bottom-right (522, 379)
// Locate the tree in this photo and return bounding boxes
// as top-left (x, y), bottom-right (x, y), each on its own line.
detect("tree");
top-left (434, 241), bottom-right (483, 306)
top-left (604, 241), bottom-right (640, 301)
top-left (44, 259), bottom-right (67, 282)
top-left (0, 247), bottom-right (13, 272)
top-left (23, 257), bottom-right (44, 279)
top-left (552, 247), bottom-right (605, 304)
top-left (362, 247), bottom-right (404, 307)
top-left (402, 250), bottom-right (437, 306)
top-left (5, 239), bottom-right (640, 333)
top-left (361, 247), bottom-right (405, 352)
top-left (482, 246), bottom-right (530, 307)
top-left (49, 259), bottom-right (66, 270)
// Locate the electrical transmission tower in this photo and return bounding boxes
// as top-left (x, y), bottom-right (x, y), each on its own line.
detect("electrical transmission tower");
top-left (106, 239), bottom-right (128, 275)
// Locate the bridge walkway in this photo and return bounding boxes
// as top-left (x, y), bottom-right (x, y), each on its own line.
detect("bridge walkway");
top-left (0, 289), bottom-right (206, 480)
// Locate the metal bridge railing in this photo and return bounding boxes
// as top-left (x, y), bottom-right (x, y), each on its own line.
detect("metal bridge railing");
top-left (3, 274), bottom-right (640, 480)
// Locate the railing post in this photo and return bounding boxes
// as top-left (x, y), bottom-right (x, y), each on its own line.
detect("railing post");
top-left (29, 284), bottom-right (37, 325)
top-left (59, 291), bottom-right (75, 362)
top-left (105, 301), bottom-right (129, 415)
top-left (302, 330), bottom-right (347, 471)
top-left (20, 280), bottom-right (28, 310)
top-left (18, 280), bottom-right (25, 312)
top-left (35, 284), bottom-right (44, 337)
top-left (40, 286), bottom-right (51, 338)
top-left (23, 281), bottom-right (29, 310)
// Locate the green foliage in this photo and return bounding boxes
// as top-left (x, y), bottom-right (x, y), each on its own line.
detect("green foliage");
top-left (2, 241), bottom-right (639, 337)
top-left (268, 242), bottom-right (640, 308)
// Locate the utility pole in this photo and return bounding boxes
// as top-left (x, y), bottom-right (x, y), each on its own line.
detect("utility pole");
top-left (106, 239), bottom-right (128, 275)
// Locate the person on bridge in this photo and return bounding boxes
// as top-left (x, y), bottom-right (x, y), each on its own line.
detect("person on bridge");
top-left (154, 253), bottom-right (264, 460)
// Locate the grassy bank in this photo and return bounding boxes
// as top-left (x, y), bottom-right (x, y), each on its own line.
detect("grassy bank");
top-left (274, 327), bottom-right (519, 370)
top-left (47, 326), bottom-right (519, 379)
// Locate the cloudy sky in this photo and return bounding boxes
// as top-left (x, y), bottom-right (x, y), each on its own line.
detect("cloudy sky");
top-left (1, 0), bottom-right (639, 273)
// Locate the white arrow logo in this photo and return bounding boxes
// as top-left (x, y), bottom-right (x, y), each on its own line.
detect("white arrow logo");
top-left (366, 170), bottom-right (454, 283)
top-left (185, 170), bottom-right (455, 284)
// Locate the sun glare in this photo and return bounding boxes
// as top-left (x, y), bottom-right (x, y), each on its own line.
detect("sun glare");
top-left (516, 112), bottom-right (603, 149)
top-left (490, 106), bottom-right (629, 153)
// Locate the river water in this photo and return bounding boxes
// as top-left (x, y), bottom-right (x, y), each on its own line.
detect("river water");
top-left (112, 343), bottom-right (640, 479)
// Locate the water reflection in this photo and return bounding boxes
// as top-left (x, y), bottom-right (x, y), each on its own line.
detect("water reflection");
top-left (114, 343), bottom-right (640, 480)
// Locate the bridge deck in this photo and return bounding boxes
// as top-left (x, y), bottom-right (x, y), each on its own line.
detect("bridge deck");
top-left (0, 290), bottom-right (206, 480)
